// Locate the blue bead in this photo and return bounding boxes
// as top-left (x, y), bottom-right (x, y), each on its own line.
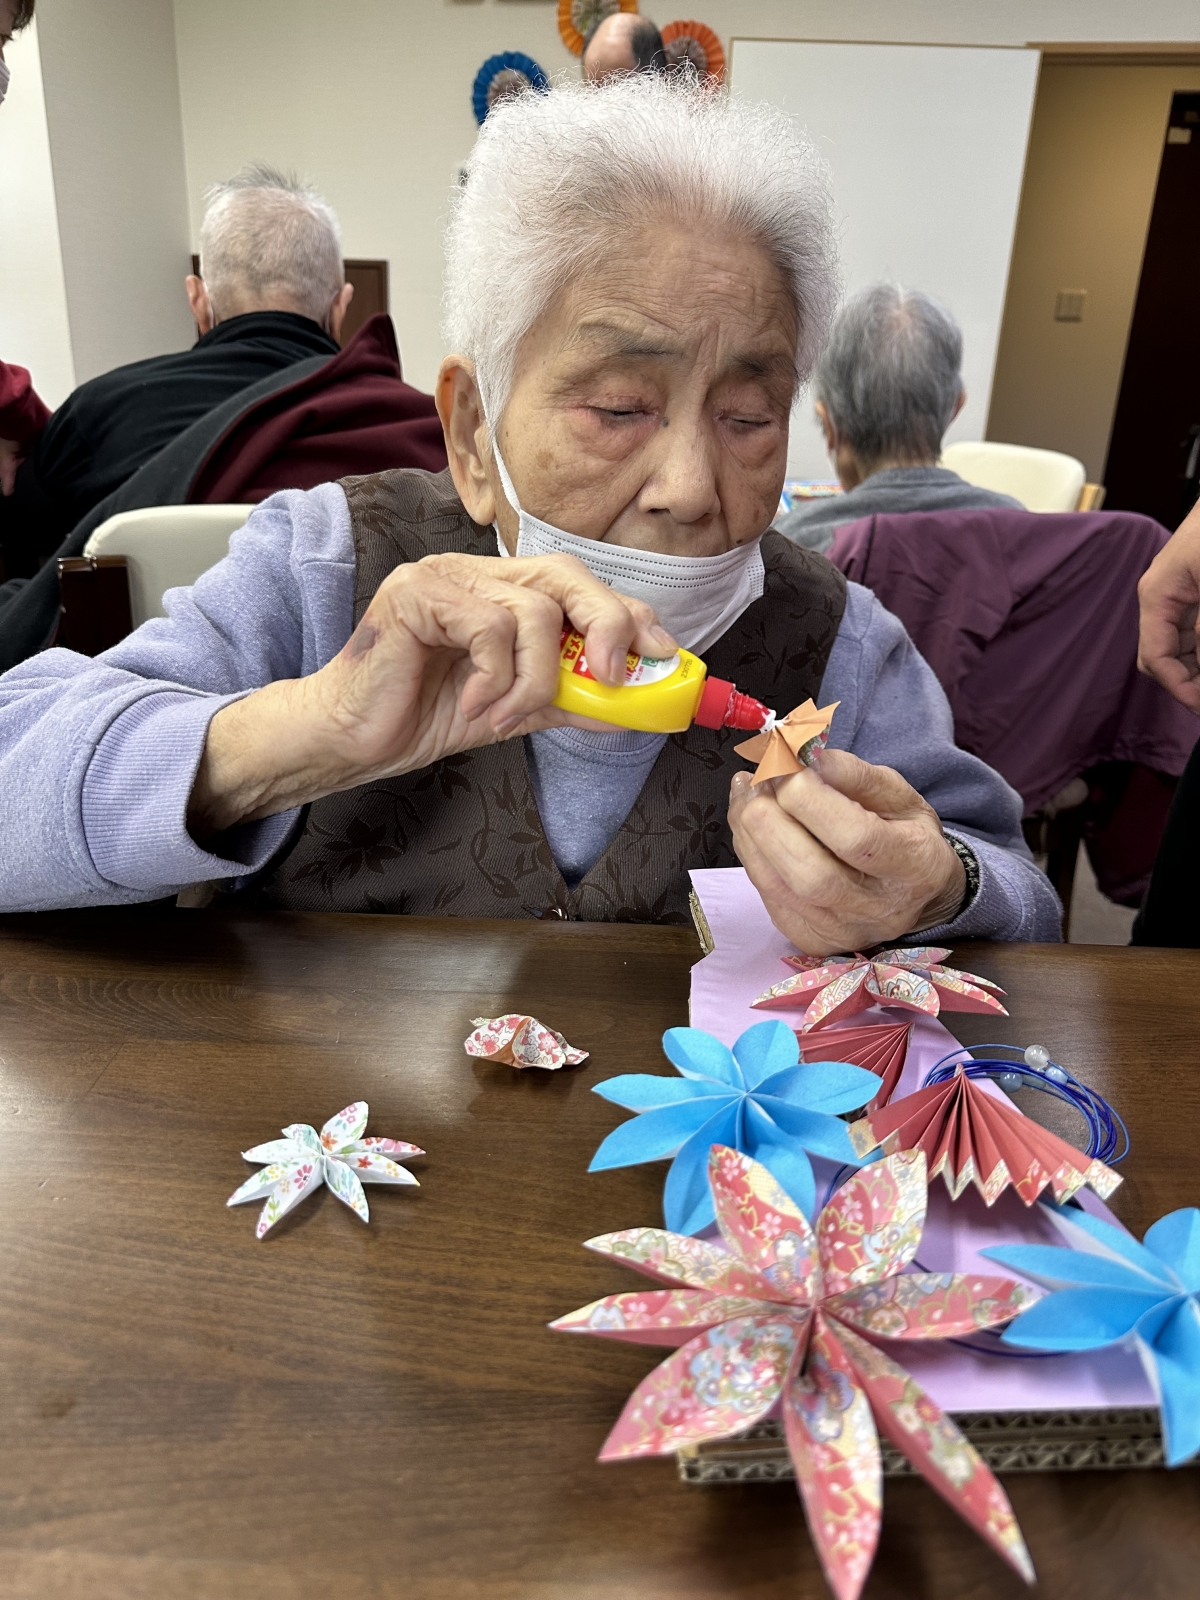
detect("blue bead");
top-left (998, 1072), bottom-right (1023, 1092)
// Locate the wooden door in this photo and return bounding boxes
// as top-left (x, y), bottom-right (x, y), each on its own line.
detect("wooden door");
top-left (188, 255), bottom-right (389, 348)
top-left (1103, 92), bottom-right (1200, 528)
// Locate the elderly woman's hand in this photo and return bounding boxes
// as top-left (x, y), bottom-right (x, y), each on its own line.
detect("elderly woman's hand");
top-left (187, 551), bottom-right (674, 839)
top-left (727, 749), bottom-right (966, 957)
top-left (1138, 499), bottom-right (1200, 713)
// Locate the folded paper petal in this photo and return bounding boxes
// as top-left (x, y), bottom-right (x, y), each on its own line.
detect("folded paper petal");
top-left (817, 1149), bottom-right (926, 1295)
top-left (834, 1322), bottom-right (1035, 1585)
top-left (662, 1026), bottom-right (744, 1086)
top-left (735, 699), bottom-right (839, 785)
top-left (252, 1158), bottom-right (324, 1239)
top-left (750, 1097), bottom-right (860, 1166)
top-left (981, 1242), bottom-right (1168, 1293)
top-left (782, 1321), bottom-right (881, 1600)
top-left (281, 1123), bottom-right (324, 1156)
top-left (756, 1059), bottom-right (882, 1115)
top-left (550, 1287), bottom-right (772, 1344)
top-left (323, 1154), bottom-right (370, 1223)
top-left (583, 1227), bottom-right (780, 1299)
top-left (339, 1150), bottom-right (420, 1185)
top-left (662, 1104), bottom-right (742, 1235)
top-left (464, 1013), bottom-right (587, 1069)
top-left (709, 1144), bottom-right (819, 1304)
top-left (731, 1019), bottom-right (799, 1088)
top-left (851, 1068), bottom-right (1121, 1207)
top-left (589, 1096), bottom-right (732, 1173)
top-left (591, 1075), bottom-right (720, 1111)
top-left (749, 1123), bottom-right (818, 1224)
top-left (226, 1162), bottom-right (295, 1207)
top-left (828, 1272), bottom-right (1036, 1340)
top-left (1143, 1210), bottom-right (1200, 1294)
top-left (1043, 1204), bottom-right (1180, 1284)
top-left (1141, 1295), bottom-right (1200, 1465)
top-left (598, 1315), bottom-right (802, 1459)
top-left (321, 1101), bottom-right (369, 1149)
top-left (997, 1286), bottom-right (1169, 1349)
top-left (359, 1136), bottom-right (425, 1158)
top-left (803, 1023), bottom-right (912, 1113)
top-left (239, 1137), bottom-right (302, 1165)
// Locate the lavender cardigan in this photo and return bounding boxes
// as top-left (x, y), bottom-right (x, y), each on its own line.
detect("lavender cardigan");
top-left (0, 482), bottom-right (1061, 938)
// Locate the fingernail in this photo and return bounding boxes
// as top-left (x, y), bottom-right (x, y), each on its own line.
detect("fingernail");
top-left (493, 714), bottom-right (522, 737)
top-left (648, 625), bottom-right (676, 655)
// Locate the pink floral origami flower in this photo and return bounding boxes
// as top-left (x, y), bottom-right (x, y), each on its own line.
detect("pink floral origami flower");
top-left (552, 1146), bottom-right (1036, 1600)
top-left (464, 1014), bottom-right (588, 1070)
top-left (753, 946), bottom-right (1008, 1033)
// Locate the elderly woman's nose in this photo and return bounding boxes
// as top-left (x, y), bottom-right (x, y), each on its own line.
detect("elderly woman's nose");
top-left (645, 420), bottom-right (721, 522)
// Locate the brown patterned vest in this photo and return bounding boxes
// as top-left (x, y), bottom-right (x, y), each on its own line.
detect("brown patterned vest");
top-left (259, 468), bottom-right (846, 923)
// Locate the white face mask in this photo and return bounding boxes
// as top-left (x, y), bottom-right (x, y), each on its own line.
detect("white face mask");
top-left (0, 60), bottom-right (10, 106)
top-left (490, 437), bottom-right (765, 656)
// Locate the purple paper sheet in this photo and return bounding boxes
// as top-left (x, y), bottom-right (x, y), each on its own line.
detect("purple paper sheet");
top-left (687, 868), bottom-right (1154, 1412)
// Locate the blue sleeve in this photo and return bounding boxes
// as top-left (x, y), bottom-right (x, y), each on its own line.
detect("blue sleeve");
top-left (819, 582), bottom-right (1062, 943)
top-left (0, 482), bottom-right (355, 911)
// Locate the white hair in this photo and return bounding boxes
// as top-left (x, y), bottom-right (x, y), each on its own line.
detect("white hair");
top-left (443, 74), bottom-right (839, 426)
top-left (199, 163), bottom-right (344, 327)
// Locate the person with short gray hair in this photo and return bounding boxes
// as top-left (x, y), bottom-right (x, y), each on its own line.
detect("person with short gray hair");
top-left (1, 164), bottom-right (353, 575)
top-left (777, 283), bottom-right (1021, 554)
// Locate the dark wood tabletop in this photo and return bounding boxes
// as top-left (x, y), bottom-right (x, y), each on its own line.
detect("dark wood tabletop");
top-left (1, 907), bottom-right (1198, 1600)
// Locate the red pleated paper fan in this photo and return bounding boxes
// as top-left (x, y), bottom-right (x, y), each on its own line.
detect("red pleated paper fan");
top-left (799, 1021), bottom-right (912, 1113)
top-left (849, 1067), bottom-right (1122, 1207)
top-left (661, 20), bottom-right (725, 83)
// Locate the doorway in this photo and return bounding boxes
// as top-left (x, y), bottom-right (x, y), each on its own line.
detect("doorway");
top-left (1103, 92), bottom-right (1200, 529)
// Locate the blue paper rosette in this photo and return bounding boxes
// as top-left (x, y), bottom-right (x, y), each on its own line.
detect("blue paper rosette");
top-left (472, 52), bottom-right (549, 126)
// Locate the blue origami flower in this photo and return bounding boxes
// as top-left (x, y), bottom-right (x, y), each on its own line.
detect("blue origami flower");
top-left (984, 1205), bottom-right (1200, 1465)
top-left (589, 1021), bottom-right (880, 1233)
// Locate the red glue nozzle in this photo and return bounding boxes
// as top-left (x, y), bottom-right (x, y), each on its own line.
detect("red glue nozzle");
top-left (694, 675), bottom-right (773, 731)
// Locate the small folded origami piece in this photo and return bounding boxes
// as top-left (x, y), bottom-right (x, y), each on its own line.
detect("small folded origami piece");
top-left (985, 1205), bottom-right (1200, 1466)
top-left (849, 1066), bottom-right (1121, 1207)
top-left (227, 1101), bottom-right (422, 1238)
top-left (554, 1145), bottom-right (1036, 1600)
top-left (464, 1014), bottom-right (588, 1070)
top-left (734, 698), bottom-right (839, 784)
top-left (754, 945), bottom-right (1008, 1033)
top-left (589, 1020), bottom-right (879, 1230)
top-left (799, 1021), bottom-right (912, 1113)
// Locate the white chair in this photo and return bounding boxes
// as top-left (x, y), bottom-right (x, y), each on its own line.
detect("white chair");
top-left (82, 504), bottom-right (252, 627)
top-left (941, 441), bottom-right (1088, 514)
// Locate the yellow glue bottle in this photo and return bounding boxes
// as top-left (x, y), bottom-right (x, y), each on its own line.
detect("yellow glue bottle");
top-left (552, 628), bottom-right (775, 735)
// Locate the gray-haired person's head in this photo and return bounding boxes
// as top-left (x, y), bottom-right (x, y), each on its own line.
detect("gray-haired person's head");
top-left (199, 163), bottom-right (344, 328)
top-left (815, 284), bottom-right (964, 468)
top-left (442, 73), bottom-right (838, 426)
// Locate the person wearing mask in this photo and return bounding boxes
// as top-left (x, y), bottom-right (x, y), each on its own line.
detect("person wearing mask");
top-left (776, 284), bottom-right (1022, 555)
top-left (0, 76), bottom-right (1058, 947)
top-left (0, 164), bottom-right (357, 579)
top-left (0, 0), bottom-right (49, 498)
top-left (581, 11), bottom-right (665, 80)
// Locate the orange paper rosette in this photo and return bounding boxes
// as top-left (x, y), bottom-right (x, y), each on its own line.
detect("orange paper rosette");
top-left (661, 20), bottom-right (725, 82)
top-left (558, 0), bottom-right (638, 57)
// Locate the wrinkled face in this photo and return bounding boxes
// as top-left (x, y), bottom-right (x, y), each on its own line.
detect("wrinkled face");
top-left (494, 221), bottom-right (798, 557)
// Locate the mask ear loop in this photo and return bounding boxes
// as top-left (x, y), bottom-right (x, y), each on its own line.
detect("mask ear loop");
top-left (477, 376), bottom-right (522, 516)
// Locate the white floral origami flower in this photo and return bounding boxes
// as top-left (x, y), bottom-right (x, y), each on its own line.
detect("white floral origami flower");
top-left (227, 1101), bottom-right (422, 1238)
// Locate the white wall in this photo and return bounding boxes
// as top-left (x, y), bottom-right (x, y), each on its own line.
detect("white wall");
top-left (0, 22), bottom-right (74, 407)
top-left (35, 0), bottom-right (194, 385)
top-left (171, 0), bottom-right (1200, 403)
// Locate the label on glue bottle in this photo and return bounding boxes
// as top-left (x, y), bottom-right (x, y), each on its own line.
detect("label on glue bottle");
top-left (559, 628), bottom-right (681, 687)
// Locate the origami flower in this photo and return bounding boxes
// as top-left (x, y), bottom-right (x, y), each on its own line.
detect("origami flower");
top-left (985, 1206), bottom-right (1200, 1466)
top-left (589, 1021), bottom-right (879, 1230)
top-left (753, 946), bottom-right (1008, 1033)
top-left (799, 1021), bottom-right (912, 1113)
top-left (227, 1101), bottom-right (422, 1238)
top-left (464, 1014), bottom-right (588, 1070)
top-left (849, 1066), bottom-right (1121, 1208)
top-left (735, 698), bottom-right (839, 784)
top-left (554, 1146), bottom-right (1036, 1600)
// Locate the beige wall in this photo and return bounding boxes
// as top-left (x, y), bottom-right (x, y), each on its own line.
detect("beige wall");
top-left (988, 62), bottom-right (1200, 480)
top-left (169, 0), bottom-right (1200, 397)
top-left (35, 0), bottom-right (195, 386)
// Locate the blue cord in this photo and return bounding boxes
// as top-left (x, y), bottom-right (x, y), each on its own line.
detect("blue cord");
top-left (920, 1042), bottom-right (1129, 1167)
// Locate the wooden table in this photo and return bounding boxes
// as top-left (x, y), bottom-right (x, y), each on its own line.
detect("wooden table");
top-left (1, 909), bottom-right (1198, 1600)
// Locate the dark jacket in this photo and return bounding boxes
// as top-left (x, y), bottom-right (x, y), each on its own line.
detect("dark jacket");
top-left (0, 311), bottom-right (340, 576)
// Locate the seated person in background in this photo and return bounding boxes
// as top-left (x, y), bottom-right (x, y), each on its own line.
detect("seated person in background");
top-left (0, 76), bottom-right (1059, 952)
top-left (0, 164), bottom-right (355, 579)
top-left (581, 11), bottom-right (665, 79)
top-left (0, 0), bottom-right (47, 496)
top-left (777, 284), bottom-right (1022, 554)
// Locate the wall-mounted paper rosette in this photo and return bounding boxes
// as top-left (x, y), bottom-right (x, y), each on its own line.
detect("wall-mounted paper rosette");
top-left (558, 0), bottom-right (638, 58)
top-left (661, 19), bottom-right (725, 83)
top-left (472, 52), bottom-right (549, 126)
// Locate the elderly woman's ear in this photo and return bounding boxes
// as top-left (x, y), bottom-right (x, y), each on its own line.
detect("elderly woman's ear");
top-left (435, 356), bottom-right (503, 535)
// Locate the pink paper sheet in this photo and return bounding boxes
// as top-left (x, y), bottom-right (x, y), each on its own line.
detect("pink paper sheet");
top-left (687, 868), bottom-right (1153, 1411)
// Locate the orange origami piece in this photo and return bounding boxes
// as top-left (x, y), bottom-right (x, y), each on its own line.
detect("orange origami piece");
top-left (848, 1066), bottom-right (1122, 1207)
top-left (557, 0), bottom-right (636, 55)
top-left (799, 1021), bottom-right (912, 1113)
top-left (735, 699), bottom-right (839, 784)
top-left (465, 1014), bottom-right (588, 1070)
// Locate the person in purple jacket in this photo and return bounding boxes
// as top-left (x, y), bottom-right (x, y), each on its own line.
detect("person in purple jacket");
top-left (0, 76), bottom-right (1060, 949)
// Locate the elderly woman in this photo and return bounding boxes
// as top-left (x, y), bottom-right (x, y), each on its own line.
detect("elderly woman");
top-left (0, 78), bottom-right (1059, 952)
top-left (777, 283), bottom-right (1023, 555)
